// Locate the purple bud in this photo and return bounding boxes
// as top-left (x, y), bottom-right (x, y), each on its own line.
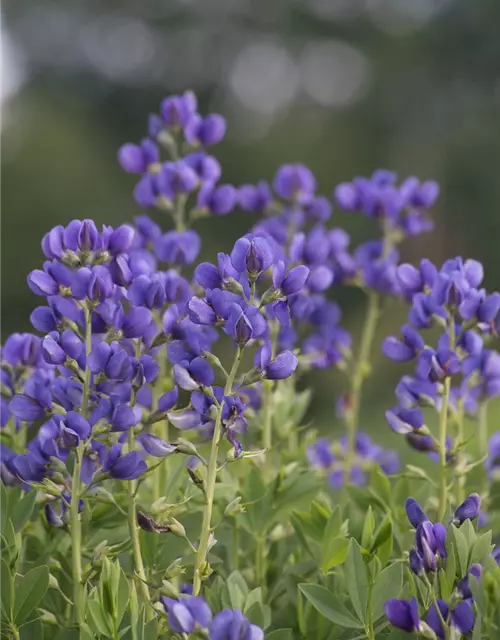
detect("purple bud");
top-left (384, 598), bottom-right (420, 633)
top-left (139, 433), bottom-right (177, 457)
top-left (454, 493), bottom-right (481, 524)
top-left (108, 225), bottom-right (135, 255)
top-left (188, 297), bottom-right (217, 326)
top-left (28, 270), bottom-right (58, 297)
top-left (41, 333), bottom-right (66, 365)
top-left (405, 498), bottom-right (428, 528)
top-left (281, 265), bottom-right (310, 296)
top-left (158, 387), bottom-right (179, 412)
top-left (9, 394), bottom-right (46, 422)
top-left (264, 351), bottom-right (298, 380)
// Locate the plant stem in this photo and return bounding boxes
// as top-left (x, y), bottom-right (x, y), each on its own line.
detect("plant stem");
top-left (71, 304), bottom-right (92, 627)
top-left (345, 291), bottom-right (380, 476)
top-left (127, 427), bottom-right (152, 615)
top-left (479, 401), bottom-right (489, 497)
top-left (232, 523), bottom-right (239, 571)
top-left (455, 402), bottom-right (466, 505)
top-left (255, 537), bottom-right (266, 596)
top-left (128, 341), bottom-right (152, 616)
top-left (438, 315), bottom-right (455, 522)
top-left (152, 353), bottom-right (170, 503)
top-left (262, 380), bottom-right (273, 475)
top-left (193, 348), bottom-right (243, 595)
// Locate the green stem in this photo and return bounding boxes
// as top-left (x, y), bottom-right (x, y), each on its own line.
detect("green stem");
top-left (71, 304), bottom-right (92, 626)
top-left (232, 523), bottom-right (239, 571)
top-left (262, 381), bottom-right (273, 475)
top-left (152, 354), bottom-right (170, 503)
top-left (128, 344), bottom-right (152, 616)
top-left (127, 427), bottom-right (151, 613)
top-left (479, 401), bottom-right (489, 498)
top-left (345, 291), bottom-right (380, 476)
top-left (438, 315), bottom-right (455, 522)
top-left (455, 402), bottom-right (466, 505)
top-left (255, 537), bottom-right (266, 596)
top-left (193, 348), bottom-right (243, 595)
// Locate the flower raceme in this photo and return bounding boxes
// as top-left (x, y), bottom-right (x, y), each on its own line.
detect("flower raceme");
top-left (5, 89), bottom-right (500, 640)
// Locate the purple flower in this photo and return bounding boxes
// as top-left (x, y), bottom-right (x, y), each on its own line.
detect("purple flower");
top-left (238, 181), bottom-right (272, 214)
top-left (273, 164), bottom-right (316, 204)
top-left (382, 326), bottom-right (424, 362)
top-left (209, 609), bottom-right (263, 640)
top-left (307, 439), bottom-right (335, 469)
top-left (384, 598), bottom-right (421, 633)
top-left (230, 235), bottom-right (274, 277)
top-left (405, 498), bottom-right (428, 528)
top-left (161, 596), bottom-right (212, 634)
top-left (118, 139), bottom-right (159, 173)
top-left (263, 351), bottom-right (298, 380)
top-left (161, 91), bottom-right (197, 128)
top-left (427, 600), bottom-right (475, 639)
top-left (197, 184), bottom-right (237, 216)
top-left (185, 114), bottom-right (226, 147)
top-left (138, 434), bottom-right (177, 458)
top-left (155, 230), bottom-right (201, 266)
top-left (385, 406), bottom-right (424, 434)
top-left (454, 493), bottom-right (481, 524)
top-left (157, 161), bottom-right (198, 200)
top-left (102, 444), bottom-right (147, 480)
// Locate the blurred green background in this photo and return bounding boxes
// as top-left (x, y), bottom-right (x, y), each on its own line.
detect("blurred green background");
top-left (3, 0), bottom-right (500, 456)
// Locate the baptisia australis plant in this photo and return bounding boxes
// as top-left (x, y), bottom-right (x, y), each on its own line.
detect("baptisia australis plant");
top-left (3, 90), bottom-right (500, 640)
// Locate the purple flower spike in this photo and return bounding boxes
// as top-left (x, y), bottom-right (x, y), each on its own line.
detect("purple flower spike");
top-left (454, 493), bottom-right (481, 524)
top-left (384, 598), bottom-right (420, 633)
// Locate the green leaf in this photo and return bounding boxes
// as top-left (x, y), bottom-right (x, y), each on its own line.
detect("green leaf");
top-left (472, 614), bottom-right (482, 640)
top-left (344, 539), bottom-right (369, 623)
top-left (116, 569), bottom-right (130, 625)
top-left (371, 514), bottom-right (393, 554)
top-left (245, 601), bottom-right (266, 630)
top-left (361, 507), bottom-right (375, 549)
top-left (88, 599), bottom-right (114, 637)
top-left (244, 587), bottom-right (263, 613)
top-left (443, 546), bottom-right (457, 601)
top-left (1, 557), bottom-right (13, 622)
top-left (470, 530), bottom-right (493, 565)
top-left (370, 468), bottom-right (392, 509)
top-left (10, 491), bottom-right (37, 533)
top-left (372, 563), bottom-right (403, 621)
top-left (298, 584), bottom-right (362, 629)
top-left (459, 519), bottom-right (477, 551)
top-left (224, 572), bottom-right (249, 610)
top-left (266, 630), bottom-right (293, 640)
top-left (141, 618), bottom-right (158, 640)
top-left (321, 537), bottom-right (349, 572)
top-left (376, 525), bottom-right (394, 568)
top-left (448, 524), bottom-right (468, 577)
top-left (14, 565), bottom-right (49, 625)
top-left (19, 617), bottom-right (43, 640)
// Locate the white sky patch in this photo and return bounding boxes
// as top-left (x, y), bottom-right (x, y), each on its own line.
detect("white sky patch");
top-left (0, 13), bottom-right (25, 132)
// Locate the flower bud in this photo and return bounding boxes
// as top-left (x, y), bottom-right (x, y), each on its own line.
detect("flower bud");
top-left (224, 497), bottom-right (245, 518)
